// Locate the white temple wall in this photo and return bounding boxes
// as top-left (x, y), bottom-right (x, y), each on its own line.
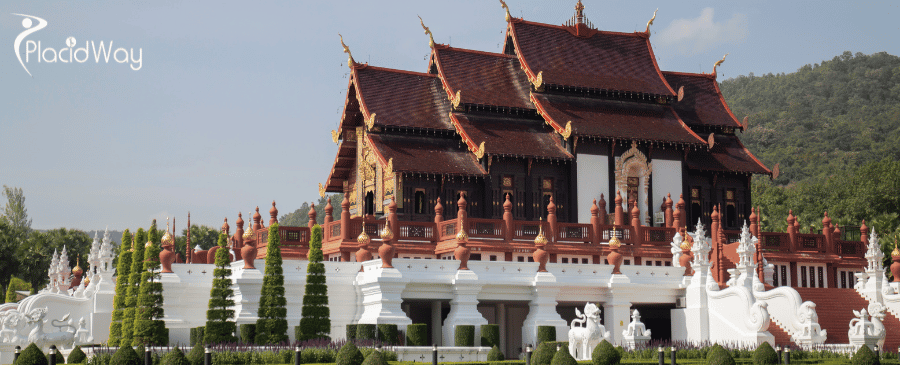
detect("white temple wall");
top-left (576, 153), bottom-right (608, 223)
top-left (651, 159), bottom-right (682, 219)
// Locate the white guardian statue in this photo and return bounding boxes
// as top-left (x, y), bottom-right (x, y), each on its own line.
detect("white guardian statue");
top-left (568, 303), bottom-right (610, 360)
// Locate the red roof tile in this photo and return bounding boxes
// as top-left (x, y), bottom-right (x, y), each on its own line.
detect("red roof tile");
top-left (508, 21), bottom-right (674, 97)
top-left (432, 47), bottom-right (533, 110)
top-left (367, 134), bottom-right (485, 176)
top-left (450, 113), bottom-right (572, 160)
top-left (354, 65), bottom-right (454, 131)
top-left (664, 71), bottom-right (743, 129)
top-left (686, 133), bottom-right (770, 175)
top-left (531, 93), bottom-right (705, 145)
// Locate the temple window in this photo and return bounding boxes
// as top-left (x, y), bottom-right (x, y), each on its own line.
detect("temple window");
top-left (725, 189), bottom-right (737, 227)
top-left (414, 189), bottom-right (426, 215)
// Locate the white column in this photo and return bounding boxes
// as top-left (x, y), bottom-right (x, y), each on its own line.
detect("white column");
top-left (431, 300), bottom-right (443, 346)
top-left (231, 266), bottom-right (264, 325)
top-left (603, 301), bottom-right (632, 345)
top-left (521, 272), bottom-right (567, 347)
top-left (442, 270), bottom-right (488, 346)
top-left (356, 267), bottom-right (413, 332)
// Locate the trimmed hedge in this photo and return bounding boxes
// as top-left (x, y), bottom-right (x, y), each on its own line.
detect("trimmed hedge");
top-left (298, 224), bottom-right (331, 341)
top-left (534, 341), bottom-right (565, 365)
top-left (336, 342), bottom-right (365, 365)
top-left (16, 344), bottom-right (47, 365)
top-left (552, 346), bottom-right (578, 365)
top-left (204, 233), bottom-right (237, 344)
top-left (377, 324), bottom-right (398, 345)
top-left (406, 323), bottom-right (427, 346)
top-left (752, 342), bottom-right (779, 365)
top-left (537, 326), bottom-right (556, 345)
top-left (255, 223), bottom-right (289, 345)
top-left (239, 324), bottom-right (256, 344)
top-left (592, 340), bottom-right (621, 365)
top-left (488, 345), bottom-right (506, 361)
top-left (357, 324), bottom-right (376, 340)
top-left (110, 346), bottom-right (141, 365)
top-left (361, 351), bottom-right (387, 365)
top-left (68, 346), bottom-right (87, 364)
top-left (707, 344), bottom-right (736, 365)
top-left (162, 347), bottom-right (189, 365)
top-left (455, 325), bottom-right (475, 347)
top-left (852, 345), bottom-right (879, 365)
top-left (190, 327), bottom-right (205, 346)
top-left (187, 344), bottom-right (204, 365)
top-left (481, 324), bottom-right (500, 348)
top-left (346, 324), bottom-right (358, 341)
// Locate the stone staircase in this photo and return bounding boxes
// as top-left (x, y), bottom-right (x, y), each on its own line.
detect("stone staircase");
top-left (767, 320), bottom-right (793, 347)
top-left (794, 287), bottom-right (900, 348)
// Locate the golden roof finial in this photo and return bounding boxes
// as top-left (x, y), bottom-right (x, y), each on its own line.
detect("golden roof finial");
top-left (161, 217), bottom-right (174, 246)
top-left (575, 0), bottom-right (585, 22)
top-left (534, 217), bottom-right (548, 246)
top-left (73, 257), bottom-right (83, 274)
top-left (681, 229), bottom-right (694, 250)
top-left (339, 33), bottom-right (355, 68)
top-left (357, 222), bottom-right (370, 246)
top-left (499, 0), bottom-right (511, 22)
top-left (645, 8), bottom-right (658, 33)
top-left (892, 240), bottom-right (899, 257)
top-left (418, 15), bottom-right (435, 48)
top-left (456, 225), bottom-right (469, 243)
top-left (608, 227), bottom-right (621, 248)
top-left (712, 54), bottom-right (728, 76)
top-left (243, 212), bottom-right (254, 240)
top-left (380, 222), bottom-right (394, 242)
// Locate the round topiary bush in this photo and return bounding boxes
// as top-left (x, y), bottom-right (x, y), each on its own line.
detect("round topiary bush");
top-left (406, 324), bottom-right (427, 346)
top-left (851, 345), bottom-right (880, 365)
top-left (67, 346), bottom-right (87, 364)
top-left (537, 326), bottom-right (556, 345)
top-left (454, 325), bottom-right (475, 347)
top-left (592, 340), bottom-right (620, 365)
top-left (110, 346), bottom-right (141, 365)
top-left (706, 344), bottom-right (735, 365)
top-left (488, 345), bottom-right (505, 361)
top-left (481, 324), bottom-right (500, 348)
top-left (16, 344), bottom-right (48, 365)
top-left (336, 342), bottom-right (365, 365)
top-left (533, 341), bottom-right (557, 365)
top-left (551, 346), bottom-right (577, 365)
top-left (752, 342), bottom-right (779, 365)
top-left (361, 350), bottom-right (387, 365)
top-left (162, 347), bottom-right (190, 365)
top-left (377, 324), bottom-right (398, 345)
top-left (46, 348), bottom-right (64, 365)
top-left (187, 345), bottom-right (204, 365)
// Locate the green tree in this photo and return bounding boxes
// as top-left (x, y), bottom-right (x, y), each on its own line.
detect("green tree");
top-left (4, 276), bottom-right (31, 303)
top-left (205, 232), bottom-right (237, 344)
top-left (133, 220), bottom-right (168, 345)
top-left (121, 227), bottom-right (146, 347)
top-left (1, 185), bottom-right (32, 235)
top-left (171, 225), bottom-right (222, 260)
top-left (255, 222), bottom-right (288, 344)
top-left (15, 228), bottom-right (91, 290)
top-left (279, 194), bottom-right (344, 227)
top-left (298, 224), bottom-right (330, 340)
top-left (109, 229), bottom-right (133, 346)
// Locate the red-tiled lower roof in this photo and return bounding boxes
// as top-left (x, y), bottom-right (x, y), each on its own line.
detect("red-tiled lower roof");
top-left (450, 113), bottom-right (572, 160)
top-left (664, 71), bottom-right (743, 129)
top-left (367, 134), bottom-right (485, 176)
top-left (686, 134), bottom-right (770, 175)
top-left (354, 65), bottom-right (454, 131)
top-left (531, 93), bottom-right (705, 145)
top-left (509, 21), bottom-right (675, 97)
top-left (433, 47), bottom-right (532, 110)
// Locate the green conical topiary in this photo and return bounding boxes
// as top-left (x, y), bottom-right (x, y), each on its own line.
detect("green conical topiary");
top-left (752, 342), bottom-right (779, 365)
top-left (851, 345), bottom-right (880, 365)
top-left (109, 229), bottom-right (133, 346)
top-left (255, 222), bottom-right (288, 344)
top-left (533, 342), bottom-right (557, 365)
top-left (187, 344), bottom-right (204, 365)
top-left (707, 344), bottom-right (735, 365)
top-left (15, 344), bottom-right (48, 365)
top-left (121, 227), bottom-right (146, 347)
top-left (335, 341), bottom-right (365, 365)
top-left (551, 346), bottom-right (577, 365)
top-left (133, 220), bottom-right (168, 345)
top-left (487, 345), bottom-right (505, 361)
top-left (205, 232), bottom-right (237, 344)
top-left (298, 224), bottom-right (331, 340)
top-left (67, 345), bottom-right (87, 364)
top-left (162, 347), bottom-right (190, 365)
top-left (110, 346), bottom-right (141, 365)
top-left (592, 340), bottom-right (621, 365)
top-left (361, 350), bottom-right (387, 365)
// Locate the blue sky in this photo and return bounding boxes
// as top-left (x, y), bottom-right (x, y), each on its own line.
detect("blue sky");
top-left (1, 0), bottom-right (898, 231)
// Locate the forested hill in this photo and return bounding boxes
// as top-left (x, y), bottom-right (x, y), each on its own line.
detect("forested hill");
top-left (720, 51), bottom-right (900, 185)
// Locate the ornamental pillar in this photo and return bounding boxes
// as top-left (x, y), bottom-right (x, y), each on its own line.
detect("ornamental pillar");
top-left (590, 199), bottom-right (601, 245)
top-left (341, 192), bottom-right (351, 241)
top-left (355, 266), bottom-right (412, 333)
top-left (547, 197), bottom-right (557, 243)
top-left (504, 194), bottom-right (514, 243)
top-left (614, 191), bottom-right (624, 226)
top-left (822, 212), bottom-right (833, 255)
top-left (603, 300), bottom-right (633, 346)
top-left (521, 272), bottom-right (567, 347)
top-left (442, 271), bottom-right (488, 346)
top-left (598, 194), bottom-right (608, 226)
top-left (664, 193), bottom-right (674, 228)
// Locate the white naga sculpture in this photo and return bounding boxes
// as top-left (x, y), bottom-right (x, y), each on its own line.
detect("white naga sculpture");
top-left (0, 307), bottom-right (82, 350)
top-left (568, 303), bottom-right (610, 360)
top-left (848, 303), bottom-right (886, 350)
top-left (621, 309), bottom-right (651, 349)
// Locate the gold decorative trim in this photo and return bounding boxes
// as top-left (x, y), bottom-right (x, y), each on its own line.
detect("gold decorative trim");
top-left (561, 121), bottom-right (573, 139)
top-left (318, 183), bottom-right (326, 198)
top-left (499, 0), bottom-right (511, 22)
top-left (614, 142), bottom-right (653, 222)
top-left (707, 133), bottom-right (716, 149)
top-left (645, 9), bottom-right (658, 33)
top-left (339, 34), bottom-right (355, 68)
top-left (418, 16), bottom-right (435, 48)
top-left (365, 112), bottom-right (377, 131)
top-left (712, 54), bottom-right (728, 76)
top-left (474, 141), bottom-right (486, 159)
top-left (331, 129), bottom-right (340, 144)
top-left (385, 158), bottom-right (394, 176)
top-left (451, 90), bottom-right (462, 109)
top-left (532, 71), bottom-right (544, 91)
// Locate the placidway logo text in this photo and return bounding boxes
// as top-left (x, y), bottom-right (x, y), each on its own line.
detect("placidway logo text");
top-left (13, 13), bottom-right (142, 76)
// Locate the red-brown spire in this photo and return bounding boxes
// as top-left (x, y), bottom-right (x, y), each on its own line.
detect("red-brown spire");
top-left (253, 206), bottom-right (262, 231)
top-left (186, 212), bottom-right (192, 264)
top-left (221, 217), bottom-right (230, 236)
top-left (434, 197), bottom-right (444, 224)
top-left (590, 199), bottom-right (599, 216)
top-left (269, 200), bottom-right (279, 226)
top-left (308, 201), bottom-right (317, 227)
top-left (324, 197), bottom-right (334, 225)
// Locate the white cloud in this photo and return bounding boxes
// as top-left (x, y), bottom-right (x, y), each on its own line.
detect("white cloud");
top-left (655, 8), bottom-right (748, 55)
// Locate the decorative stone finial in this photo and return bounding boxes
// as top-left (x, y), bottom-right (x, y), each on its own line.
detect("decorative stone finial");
top-left (893, 241), bottom-right (900, 257)
top-left (161, 219), bottom-right (174, 246)
top-left (608, 227), bottom-right (621, 248)
top-left (357, 223), bottom-right (370, 246)
top-left (590, 199), bottom-right (599, 216)
top-left (418, 15), bottom-right (435, 48)
top-left (270, 201), bottom-right (279, 225)
top-left (221, 217), bottom-right (229, 235)
top-left (243, 212), bottom-right (254, 240)
top-left (681, 230), bottom-right (694, 251)
top-left (339, 34), bottom-right (355, 68)
top-left (499, 0), bottom-right (511, 22)
top-left (380, 223), bottom-right (394, 242)
top-left (534, 218), bottom-right (548, 246)
top-left (645, 8), bottom-right (657, 33)
top-left (712, 54), bottom-right (728, 76)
